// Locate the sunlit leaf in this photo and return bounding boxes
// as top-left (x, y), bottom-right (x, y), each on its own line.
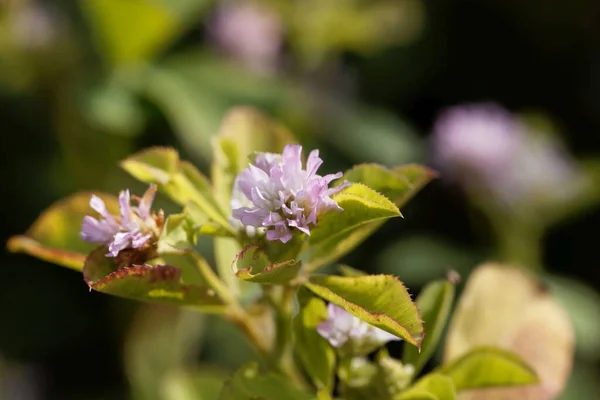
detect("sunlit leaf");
top-left (306, 165), bottom-right (434, 271)
top-left (7, 192), bottom-right (118, 271)
top-left (234, 244), bottom-right (301, 284)
top-left (441, 347), bottom-right (538, 390)
top-left (158, 213), bottom-right (196, 253)
top-left (310, 183), bottom-right (401, 243)
top-left (403, 279), bottom-right (456, 375)
top-left (161, 367), bottom-right (228, 400)
top-left (218, 363), bottom-right (313, 400)
top-left (305, 274), bottom-right (423, 348)
top-left (397, 389), bottom-right (437, 400)
top-left (400, 373), bottom-right (455, 400)
top-left (342, 163), bottom-right (435, 206)
top-left (293, 288), bottom-right (335, 391)
top-left (83, 248), bottom-right (225, 311)
top-left (339, 265), bottom-right (367, 277)
top-left (316, 389), bottom-right (333, 400)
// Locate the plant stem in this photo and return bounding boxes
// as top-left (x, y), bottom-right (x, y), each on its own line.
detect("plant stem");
top-left (225, 305), bottom-right (271, 357)
top-left (267, 285), bottom-right (309, 388)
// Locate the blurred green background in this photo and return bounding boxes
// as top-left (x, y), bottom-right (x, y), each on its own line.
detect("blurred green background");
top-left (2, 0), bottom-right (600, 398)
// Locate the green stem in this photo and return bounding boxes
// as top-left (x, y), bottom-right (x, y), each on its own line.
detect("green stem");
top-left (267, 286), bottom-right (309, 388)
top-left (225, 305), bottom-right (271, 357)
top-left (495, 218), bottom-right (544, 273)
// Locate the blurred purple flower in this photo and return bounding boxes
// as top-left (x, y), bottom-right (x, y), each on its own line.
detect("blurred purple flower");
top-left (10, 2), bottom-right (58, 50)
top-left (80, 185), bottom-right (159, 257)
top-left (432, 103), bottom-right (521, 186)
top-left (210, 1), bottom-right (283, 73)
top-left (431, 103), bottom-right (585, 207)
top-left (317, 303), bottom-right (401, 355)
top-left (231, 144), bottom-right (348, 243)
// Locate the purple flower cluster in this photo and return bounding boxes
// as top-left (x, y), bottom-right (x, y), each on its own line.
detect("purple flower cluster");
top-left (431, 103), bottom-right (585, 207)
top-left (231, 145), bottom-right (348, 243)
top-left (210, 1), bottom-right (282, 74)
top-left (317, 303), bottom-right (400, 355)
top-left (80, 185), bottom-right (160, 257)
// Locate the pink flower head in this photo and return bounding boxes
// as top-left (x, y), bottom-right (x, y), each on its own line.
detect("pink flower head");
top-left (431, 103), bottom-right (522, 186)
top-left (317, 303), bottom-right (401, 356)
top-left (80, 185), bottom-right (159, 257)
top-left (210, 1), bottom-right (282, 74)
top-left (231, 144), bottom-right (349, 243)
top-left (431, 103), bottom-right (586, 208)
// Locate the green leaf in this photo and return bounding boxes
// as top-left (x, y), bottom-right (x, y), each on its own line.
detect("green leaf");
top-left (121, 147), bottom-right (231, 231)
top-left (310, 183), bottom-right (400, 244)
top-left (306, 165), bottom-right (434, 271)
top-left (397, 389), bottom-right (438, 400)
top-left (305, 274), bottom-right (423, 348)
top-left (81, 0), bottom-right (210, 65)
top-left (158, 213), bottom-right (197, 253)
top-left (339, 265), bottom-right (367, 277)
top-left (161, 368), bottom-right (228, 400)
top-left (234, 244), bottom-right (301, 284)
top-left (218, 363), bottom-right (313, 400)
top-left (316, 389), bottom-right (332, 400)
top-left (403, 279), bottom-right (456, 375)
top-left (343, 163), bottom-right (436, 207)
top-left (83, 247), bottom-right (226, 312)
top-left (7, 192), bottom-right (119, 271)
top-left (401, 374), bottom-right (455, 400)
top-left (440, 347), bottom-right (539, 390)
top-left (292, 289), bottom-right (335, 391)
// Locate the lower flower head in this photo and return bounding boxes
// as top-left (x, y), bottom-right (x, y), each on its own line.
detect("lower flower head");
top-left (80, 185), bottom-right (162, 257)
top-left (317, 303), bottom-right (401, 357)
top-left (231, 144), bottom-right (349, 243)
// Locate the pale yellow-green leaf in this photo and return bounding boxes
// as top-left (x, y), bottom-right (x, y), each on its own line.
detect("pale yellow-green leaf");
top-left (441, 347), bottom-right (538, 390)
top-left (158, 213), bottom-right (195, 253)
top-left (161, 367), bottom-right (228, 400)
top-left (309, 183), bottom-right (400, 244)
top-left (307, 164), bottom-right (434, 271)
top-left (400, 373), bottom-right (455, 400)
top-left (305, 274), bottom-right (423, 348)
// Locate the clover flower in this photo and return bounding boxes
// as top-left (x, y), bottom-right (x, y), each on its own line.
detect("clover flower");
top-left (431, 103), bottom-right (521, 187)
top-left (80, 185), bottom-right (161, 257)
top-left (210, 1), bottom-right (282, 74)
top-left (231, 144), bottom-right (348, 243)
top-left (431, 103), bottom-right (586, 208)
top-left (317, 303), bottom-right (401, 356)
